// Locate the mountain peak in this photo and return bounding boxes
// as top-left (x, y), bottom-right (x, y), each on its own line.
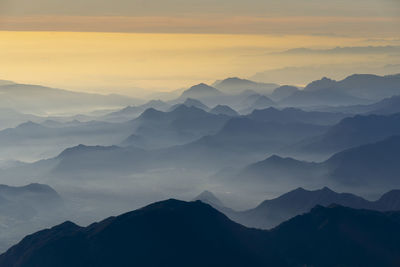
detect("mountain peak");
top-left (304, 76), bottom-right (337, 91)
top-left (210, 105), bottom-right (238, 116)
top-left (180, 83), bottom-right (222, 99)
top-left (193, 190), bottom-right (224, 207)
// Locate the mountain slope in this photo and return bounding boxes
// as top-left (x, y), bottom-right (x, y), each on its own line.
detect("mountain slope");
top-left (297, 113), bottom-right (400, 156)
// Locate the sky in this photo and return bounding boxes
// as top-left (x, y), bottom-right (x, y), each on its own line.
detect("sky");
top-left (0, 0), bottom-right (399, 97)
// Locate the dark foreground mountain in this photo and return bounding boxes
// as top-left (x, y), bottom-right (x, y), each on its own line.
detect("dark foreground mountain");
top-left (1, 199), bottom-right (400, 267)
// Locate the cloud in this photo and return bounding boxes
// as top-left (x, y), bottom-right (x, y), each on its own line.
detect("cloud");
top-left (275, 45), bottom-right (400, 55)
top-left (0, 15), bottom-right (399, 36)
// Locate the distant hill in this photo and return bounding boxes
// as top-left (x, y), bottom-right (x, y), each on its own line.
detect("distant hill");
top-left (213, 77), bottom-right (278, 95)
top-left (0, 108), bottom-right (41, 130)
top-left (169, 98), bottom-right (210, 111)
top-left (269, 85), bottom-right (299, 101)
top-left (280, 85), bottom-right (368, 107)
top-left (239, 94), bottom-right (276, 114)
top-left (296, 113), bottom-right (400, 156)
top-left (0, 119), bottom-right (132, 162)
top-left (318, 94), bottom-right (400, 115)
top-left (102, 100), bottom-right (170, 122)
top-left (122, 105), bottom-right (230, 149)
top-left (193, 117), bottom-right (327, 155)
top-left (2, 199), bottom-right (400, 267)
top-left (193, 190), bottom-right (225, 207)
top-left (180, 83), bottom-right (223, 100)
top-left (0, 183), bottom-right (65, 252)
top-left (0, 83), bottom-right (139, 115)
top-left (323, 135), bottom-right (400, 186)
top-left (0, 183), bottom-right (63, 218)
top-left (226, 187), bottom-right (400, 229)
top-left (247, 107), bottom-right (347, 126)
top-left (280, 74), bottom-right (400, 107)
top-left (239, 135), bottom-right (400, 190)
top-left (210, 105), bottom-right (239, 116)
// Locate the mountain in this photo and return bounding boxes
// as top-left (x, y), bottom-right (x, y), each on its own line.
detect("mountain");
top-left (169, 98), bottom-right (210, 111)
top-left (0, 80), bottom-right (14, 86)
top-left (8, 115), bottom-right (328, 181)
top-left (280, 86), bottom-right (368, 107)
top-left (0, 108), bottom-right (41, 130)
top-left (271, 204), bottom-right (400, 267)
top-left (319, 94), bottom-right (400, 115)
top-left (362, 94), bottom-right (400, 115)
top-left (0, 83), bottom-right (139, 115)
top-left (239, 94), bottom-right (276, 114)
top-left (102, 100), bottom-right (170, 122)
top-left (0, 199), bottom-right (280, 267)
top-left (193, 190), bottom-right (225, 207)
top-left (282, 74), bottom-right (400, 107)
top-left (2, 199), bottom-right (400, 267)
top-left (122, 105), bottom-right (230, 149)
top-left (239, 135), bottom-right (400, 190)
top-left (193, 117), bottom-right (327, 155)
top-left (304, 76), bottom-right (337, 91)
top-left (0, 119), bottom-right (133, 162)
top-left (209, 105), bottom-right (239, 116)
top-left (0, 183), bottom-right (65, 252)
top-left (269, 85), bottom-right (299, 101)
top-left (297, 113), bottom-right (400, 156)
top-left (0, 183), bottom-right (63, 218)
top-left (180, 83), bottom-right (223, 100)
top-left (227, 187), bottom-right (400, 229)
top-left (247, 107), bottom-right (347, 126)
top-left (323, 135), bottom-right (400, 186)
top-left (336, 74), bottom-right (400, 100)
top-left (213, 77), bottom-right (278, 95)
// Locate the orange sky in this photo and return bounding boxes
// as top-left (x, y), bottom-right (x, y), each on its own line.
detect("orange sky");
top-left (0, 1), bottom-right (399, 96)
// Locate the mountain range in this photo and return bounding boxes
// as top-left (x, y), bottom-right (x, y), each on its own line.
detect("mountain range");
top-left (196, 187), bottom-right (400, 229)
top-left (1, 199), bottom-right (400, 267)
top-left (239, 135), bottom-right (400, 190)
top-left (213, 77), bottom-right (278, 95)
top-left (294, 112), bottom-right (400, 157)
top-left (0, 183), bottom-right (65, 252)
top-left (279, 74), bottom-right (400, 107)
top-left (0, 82), bottom-right (139, 115)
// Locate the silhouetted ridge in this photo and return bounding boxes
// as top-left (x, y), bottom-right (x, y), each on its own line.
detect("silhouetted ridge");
top-left (2, 200), bottom-right (400, 267)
